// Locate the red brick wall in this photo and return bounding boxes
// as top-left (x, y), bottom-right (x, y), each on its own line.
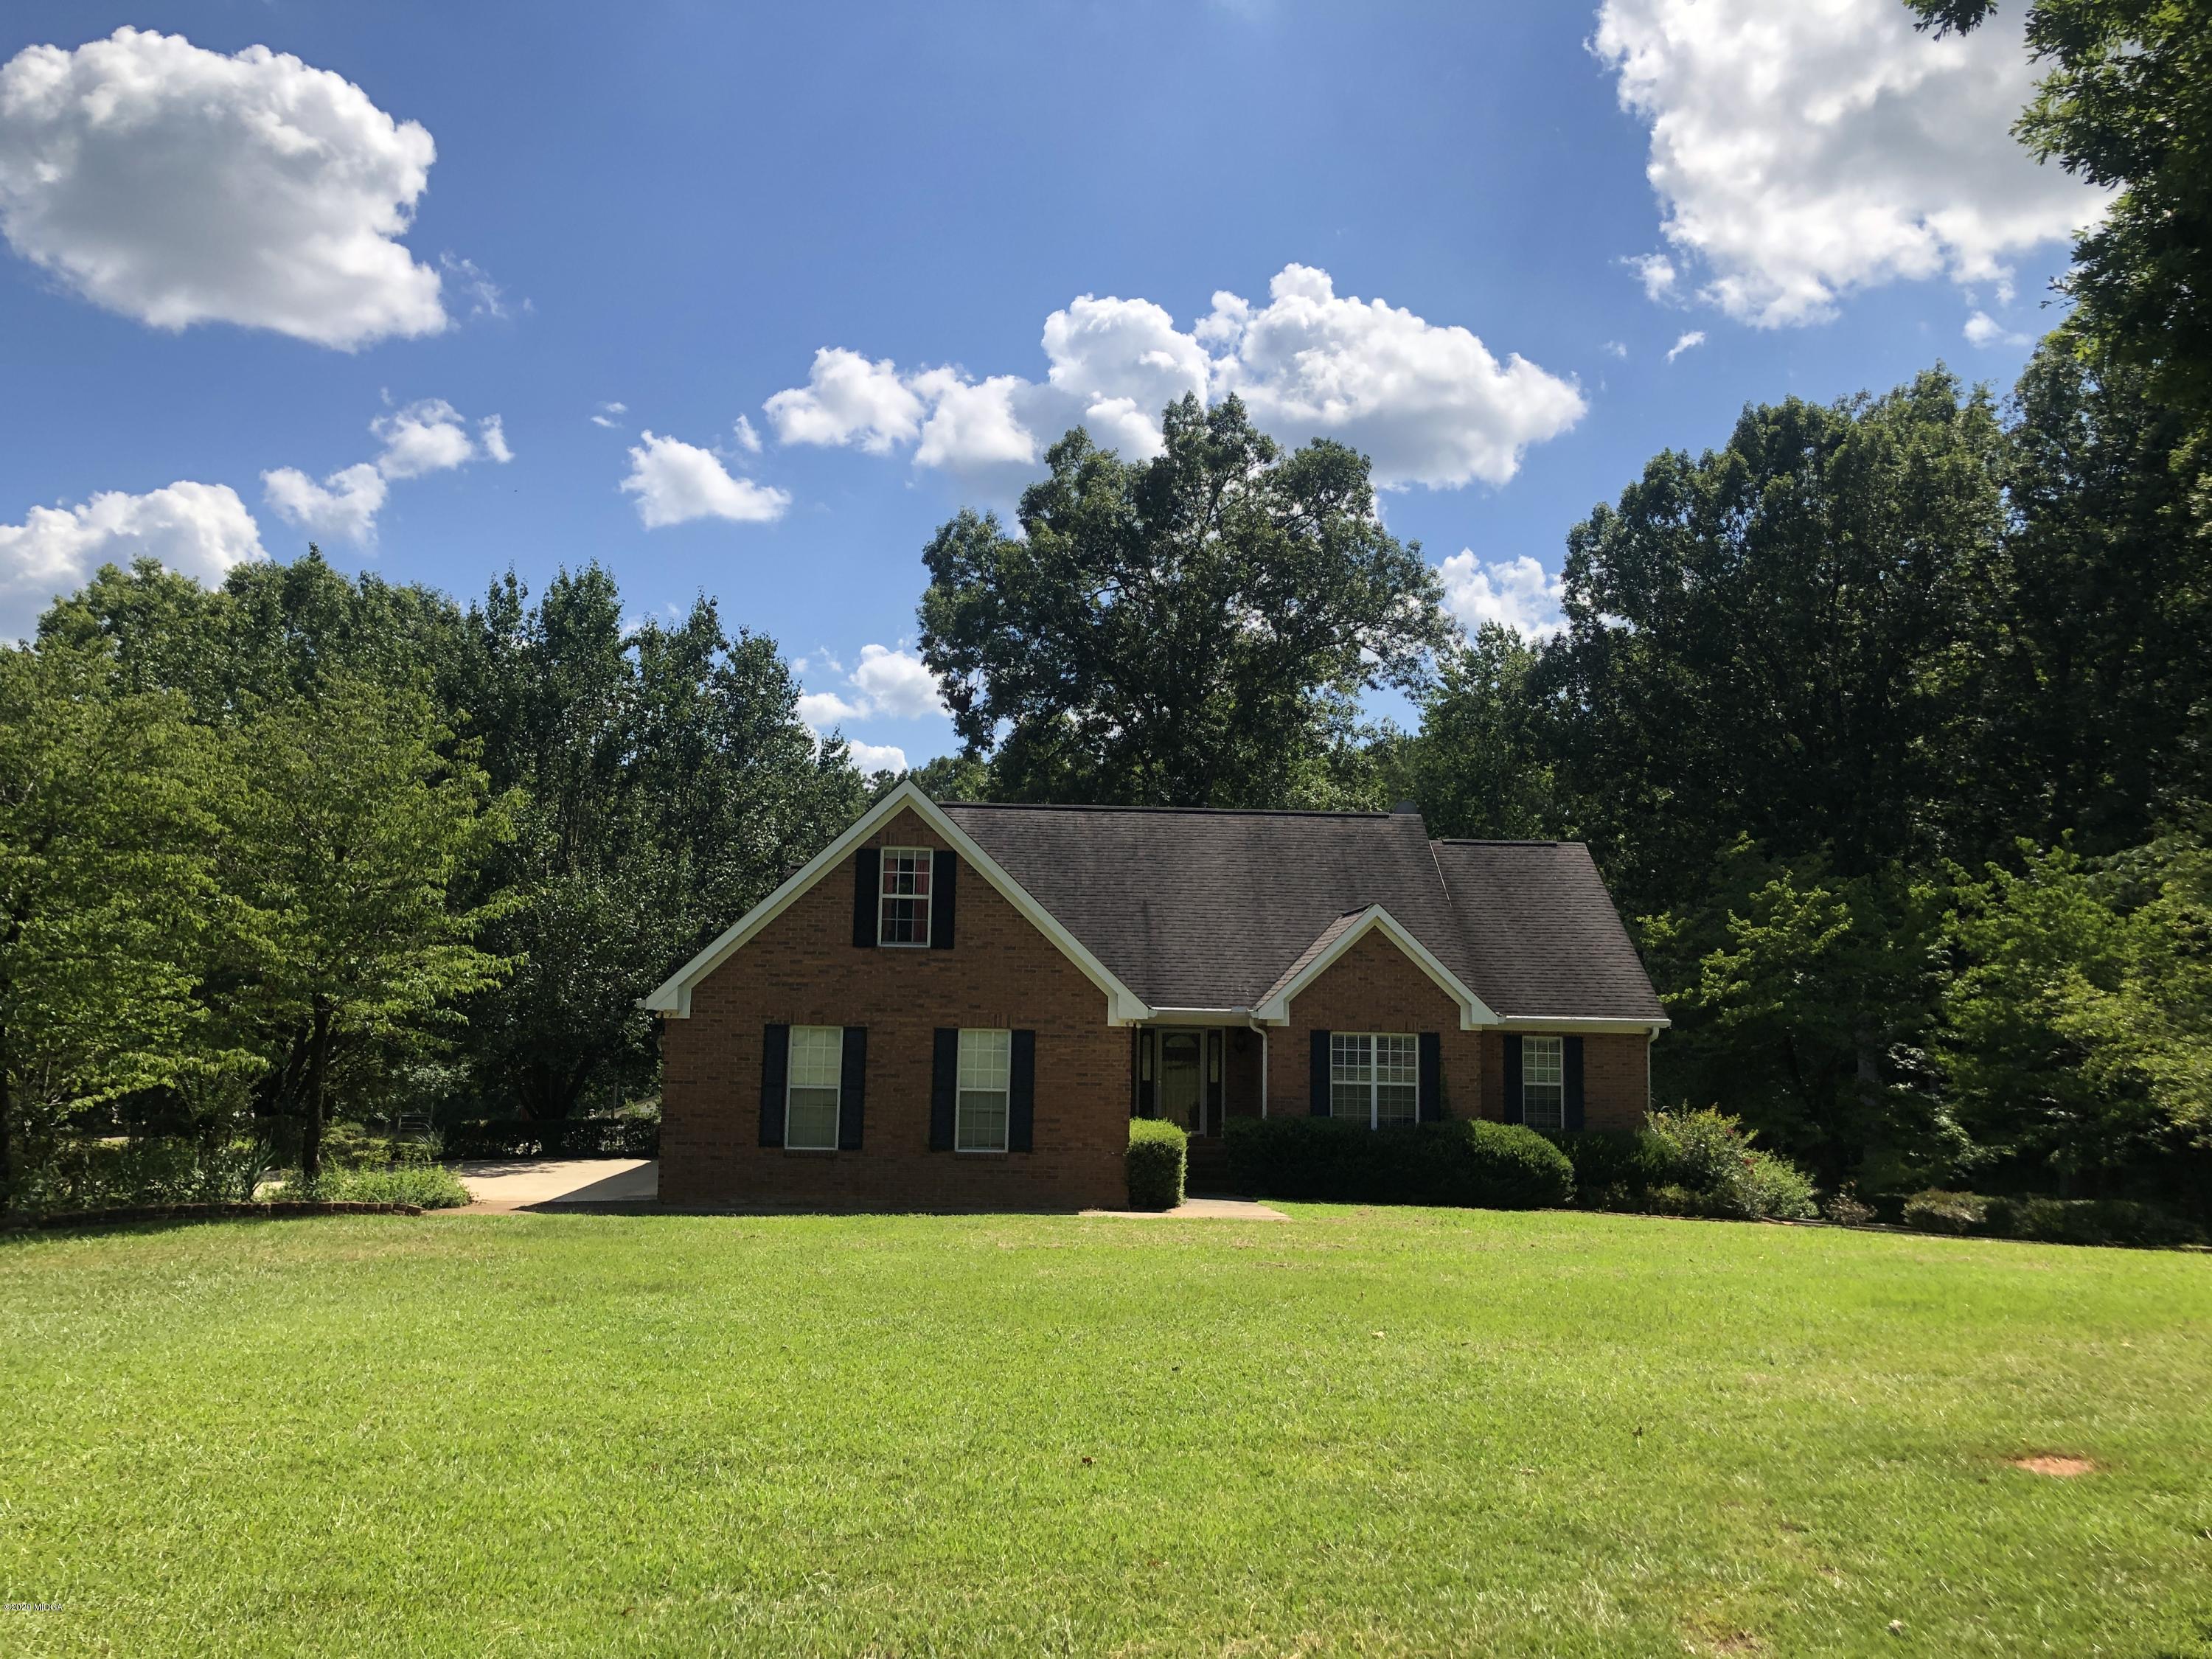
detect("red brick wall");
top-left (1476, 1029), bottom-right (1649, 1130)
top-left (1264, 930), bottom-right (1487, 1120)
top-left (659, 808), bottom-right (1130, 1209)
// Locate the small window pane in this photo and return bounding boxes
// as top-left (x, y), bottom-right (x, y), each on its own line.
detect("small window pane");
top-left (787, 1026), bottom-right (843, 1150)
top-left (1329, 1032), bottom-right (1374, 1125)
top-left (1522, 1036), bottom-right (1565, 1133)
top-left (956, 1029), bottom-right (1011, 1152)
top-left (878, 848), bottom-right (933, 945)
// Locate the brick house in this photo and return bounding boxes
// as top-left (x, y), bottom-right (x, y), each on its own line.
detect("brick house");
top-left (647, 779), bottom-right (1666, 1209)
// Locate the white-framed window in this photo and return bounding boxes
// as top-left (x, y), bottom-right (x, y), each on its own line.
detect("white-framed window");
top-left (1521, 1035), bottom-right (1565, 1132)
top-left (1330, 1032), bottom-right (1419, 1128)
top-left (787, 1026), bottom-right (844, 1150)
top-left (878, 846), bottom-right (932, 946)
top-left (956, 1028), bottom-right (1012, 1152)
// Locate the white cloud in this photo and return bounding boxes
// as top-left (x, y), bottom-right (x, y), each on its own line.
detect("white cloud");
top-left (1, 480), bottom-right (265, 641)
top-left (797, 689), bottom-right (869, 728)
top-left (732, 414), bottom-right (762, 453)
top-left (762, 263), bottom-right (1584, 491)
top-left (591, 401), bottom-right (627, 429)
top-left (1624, 253), bottom-right (1678, 302)
top-left (1964, 310), bottom-right (2030, 348)
top-left (260, 462), bottom-right (387, 546)
top-left (619, 431), bottom-right (789, 528)
top-left (372, 398), bottom-right (477, 478)
top-left (1666, 330), bottom-right (1706, 362)
top-left (763, 347), bottom-right (925, 453)
top-left (0, 28), bottom-right (445, 349)
top-left (439, 252), bottom-right (504, 319)
top-left (263, 397), bottom-right (507, 545)
top-left (851, 644), bottom-right (947, 719)
top-left (1594, 0), bottom-right (2110, 327)
top-left (844, 740), bottom-right (908, 774)
top-left (1602, 341), bottom-right (1629, 359)
top-left (1439, 551), bottom-right (1565, 641)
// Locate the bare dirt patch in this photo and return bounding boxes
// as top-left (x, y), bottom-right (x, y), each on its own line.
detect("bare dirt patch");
top-left (2010, 1455), bottom-right (2098, 1477)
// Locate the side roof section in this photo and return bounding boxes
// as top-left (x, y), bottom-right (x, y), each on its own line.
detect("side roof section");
top-left (1430, 839), bottom-right (1666, 1026)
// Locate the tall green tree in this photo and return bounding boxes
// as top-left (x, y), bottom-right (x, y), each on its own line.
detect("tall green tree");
top-left (1537, 369), bottom-right (2008, 912)
top-left (0, 645), bottom-right (228, 1205)
top-left (225, 675), bottom-right (514, 1179)
top-left (1909, 0), bottom-right (2212, 418)
top-left (918, 395), bottom-right (1450, 807)
top-left (1396, 623), bottom-right (1566, 841)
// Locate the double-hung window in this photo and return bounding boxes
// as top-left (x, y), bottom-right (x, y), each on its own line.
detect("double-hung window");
top-left (878, 847), bottom-right (932, 945)
top-left (1520, 1035), bottom-right (1565, 1132)
top-left (956, 1028), bottom-right (1012, 1152)
top-left (1330, 1032), bottom-right (1419, 1128)
top-left (785, 1026), bottom-right (844, 1150)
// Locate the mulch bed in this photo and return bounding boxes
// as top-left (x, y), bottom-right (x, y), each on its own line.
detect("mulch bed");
top-left (19, 1200), bottom-right (424, 1231)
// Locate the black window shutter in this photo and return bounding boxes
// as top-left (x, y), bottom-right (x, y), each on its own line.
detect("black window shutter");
top-left (1134, 1029), bottom-right (1155, 1118)
top-left (1563, 1035), bottom-right (1586, 1133)
top-left (1205, 1032), bottom-right (1223, 1135)
top-left (838, 1026), bottom-right (867, 1150)
top-left (852, 848), bottom-right (880, 948)
top-left (1419, 1032), bottom-right (1443, 1122)
top-left (1502, 1034), bottom-right (1524, 1124)
top-left (1310, 1029), bottom-right (1332, 1116)
top-left (929, 1028), bottom-right (958, 1150)
top-left (759, 1023), bottom-right (790, 1147)
top-left (931, 850), bottom-right (957, 950)
top-left (1009, 1029), bottom-right (1036, 1152)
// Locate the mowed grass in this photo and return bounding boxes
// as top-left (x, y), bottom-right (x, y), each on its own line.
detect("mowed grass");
top-left (3, 1208), bottom-right (2210, 1658)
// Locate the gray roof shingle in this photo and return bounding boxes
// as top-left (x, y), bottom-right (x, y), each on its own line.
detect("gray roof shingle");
top-left (938, 801), bottom-right (1661, 1022)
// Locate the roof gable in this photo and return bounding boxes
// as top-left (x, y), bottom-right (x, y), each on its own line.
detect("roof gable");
top-left (1253, 905), bottom-right (1498, 1030)
top-left (642, 780), bottom-right (1149, 1022)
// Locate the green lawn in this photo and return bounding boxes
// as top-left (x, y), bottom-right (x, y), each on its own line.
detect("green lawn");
top-left (3, 1208), bottom-right (2209, 1658)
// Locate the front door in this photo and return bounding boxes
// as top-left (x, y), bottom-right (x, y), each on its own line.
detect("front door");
top-left (1158, 1031), bottom-right (1205, 1136)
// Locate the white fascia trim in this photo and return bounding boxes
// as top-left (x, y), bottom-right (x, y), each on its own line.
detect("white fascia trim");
top-left (641, 779), bottom-right (1152, 1024)
top-left (1145, 1007), bottom-right (1253, 1024)
top-left (1500, 1016), bottom-right (1674, 1035)
top-left (1254, 905), bottom-right (1499, 1032)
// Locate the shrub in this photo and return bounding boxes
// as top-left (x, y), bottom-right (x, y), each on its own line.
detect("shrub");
top-left (442, 1118), bottom-right (659, 1159)
top-left (1222, 1116), bottom-right (1572, 1211)
top-left (287, 1163), bottom-right (471, 1209)
top-left (1821, 1186), bottom-right (1877, 1227)
top-left (10, 1135), bottom-right (275, 1217)
top-left (1127, 1119), bottom-right (1188, 1211)
top-left (1642, 1109), bottom-right (1820, 1221)
top-left (1903, 1189), bottom-right (1989, 1234)
top-left (1550, 1130), bottom-right (1665, 1211)
top-left (1983, 1196), bottom-right (2202, 1248)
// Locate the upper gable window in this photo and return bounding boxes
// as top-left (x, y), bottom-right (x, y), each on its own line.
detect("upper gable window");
top-left (878, 847), bottom-right (933, 946)
top-left (1521, 1035), bottom-right (1565, 1132)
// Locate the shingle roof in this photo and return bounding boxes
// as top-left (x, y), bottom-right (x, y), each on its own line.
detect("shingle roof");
top-left (938, 801), bottom-right (1661, 1022)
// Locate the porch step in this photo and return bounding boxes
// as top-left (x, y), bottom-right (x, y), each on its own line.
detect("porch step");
top-left (1183, 1137), bottom-right (1239, 1196)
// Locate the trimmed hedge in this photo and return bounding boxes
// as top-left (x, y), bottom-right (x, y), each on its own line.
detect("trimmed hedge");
top-left (1902, 1190), bottom-right (2202, 1248)
top-left (1223, 1116), bottom-right (1572, 1211)
top-left (1127, 1119), bottom-right (1188, 1211)
top-left (442, 1119), bottom-right (659, 1160)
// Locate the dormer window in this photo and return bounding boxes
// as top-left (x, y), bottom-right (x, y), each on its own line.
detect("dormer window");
top-left (878, 847), bottom-right (933, 945)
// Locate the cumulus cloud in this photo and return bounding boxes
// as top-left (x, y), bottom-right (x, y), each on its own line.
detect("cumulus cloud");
top-left (844, 740), bottom-right (909, 774)
top-left (1594, 0), bottom-right (2110, 327)
top-left (731, 414), bottom-right (762, 453)
top-left (262, 397), bottom-right (508, 546)
top-left (1964, 310), bottom-right (2030, 348)
top-left (619, 431), bottom-right (789, 529)
top-left (1624, 253), bottom-right (1678, 302)
top-left (762, 264), bottom-right (1585, 491)
top-left (763, 348), bottom-right (925, 453)
top-left (260, 463), bottom-right (387, 546)
top-left (1, 479), bottom-right (264, 641)
top-left (797, 690), bottom-right (869, 729)
top-left (1439, 551), bottom-right (1566, 641)
top-left (0, 27), bottom-right (446, 349)
top-left (1666, 330), bottom-right (1706, 362)
top-left (851, 644), bottom-right (947, 719)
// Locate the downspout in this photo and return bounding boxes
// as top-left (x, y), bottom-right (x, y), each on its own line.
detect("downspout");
top-left (1259, 1022), bottom-right (1270, 1119)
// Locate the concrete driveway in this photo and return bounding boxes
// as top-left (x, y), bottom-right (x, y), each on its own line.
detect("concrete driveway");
top-left (451, 1158), bottom-right (657, 1213)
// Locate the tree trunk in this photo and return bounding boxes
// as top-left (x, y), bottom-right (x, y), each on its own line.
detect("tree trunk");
top-left (301, 999), bottom-right (332, 1183)
top-left (0, 1043), bottom-right (15, 1208)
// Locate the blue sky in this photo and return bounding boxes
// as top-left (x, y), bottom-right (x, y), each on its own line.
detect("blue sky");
top-left (0, 1), bottom-right (2099, 769)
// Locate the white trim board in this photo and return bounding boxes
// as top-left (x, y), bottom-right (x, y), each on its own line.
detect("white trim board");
top-left (641, 779), bottom-right (1152, 1023)
top-left (1253, 905), bottom-right (1500, 1032)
